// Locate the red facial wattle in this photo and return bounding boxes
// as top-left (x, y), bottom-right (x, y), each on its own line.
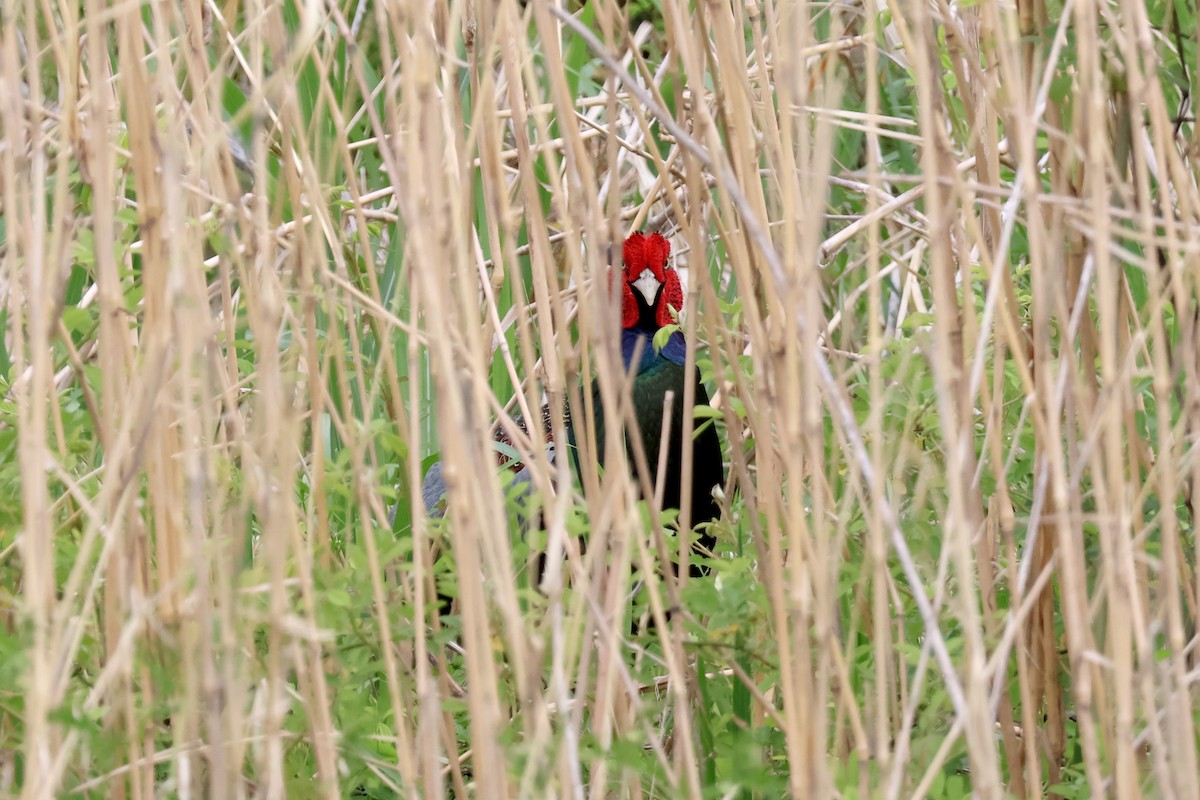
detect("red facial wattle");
top-left (621, 281), bottom-right (638, 328)
top-left (656, 269), bottom-right (682, 328)
top-left (620, 231), bottom-right (681, 330)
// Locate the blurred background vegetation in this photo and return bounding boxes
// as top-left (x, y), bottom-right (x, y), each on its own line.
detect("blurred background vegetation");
top-left (2, 0), bottom-right (1200, 796)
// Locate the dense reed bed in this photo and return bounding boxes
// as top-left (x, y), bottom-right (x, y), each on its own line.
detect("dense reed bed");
top-left (2, 0), bottom-right (1199, 796)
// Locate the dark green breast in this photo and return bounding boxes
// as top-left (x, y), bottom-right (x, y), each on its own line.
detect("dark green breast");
top-left (567, 330), bottom-right (724, 574)
top-left (586, 356), bottom-right (722, 530)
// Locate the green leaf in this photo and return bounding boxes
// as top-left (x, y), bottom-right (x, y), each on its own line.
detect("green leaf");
top-left (653, 323), bottom-right (680, 351)
top-left (900, 312), bottom-right (934, 331)
top-left (326, 588), bottom-right (352, 609)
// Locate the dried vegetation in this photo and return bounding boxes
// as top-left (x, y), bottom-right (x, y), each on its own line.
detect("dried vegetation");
top-left (2, 0), bottom-right (1199, 796)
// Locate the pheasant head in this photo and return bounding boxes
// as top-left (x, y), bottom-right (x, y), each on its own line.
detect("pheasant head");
top-left (618, 231), bottom-right (683, 330)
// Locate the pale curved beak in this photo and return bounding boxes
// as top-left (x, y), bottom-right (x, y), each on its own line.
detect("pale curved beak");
top-left (631, 268), bottom-right (660, 306)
